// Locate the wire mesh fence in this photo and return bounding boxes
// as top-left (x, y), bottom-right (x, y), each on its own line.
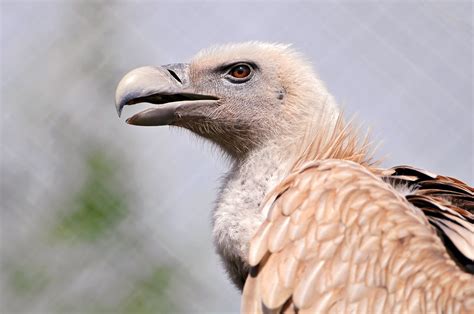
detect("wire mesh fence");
top-left (1, 1), bottom-right (472, 313)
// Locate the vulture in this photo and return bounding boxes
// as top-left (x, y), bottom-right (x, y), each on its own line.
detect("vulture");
top-left (115, 42), bottom-right (473, 313)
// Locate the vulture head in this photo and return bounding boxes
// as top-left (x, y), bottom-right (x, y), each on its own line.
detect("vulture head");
top-left (116, 42), bottom-right (339, 158)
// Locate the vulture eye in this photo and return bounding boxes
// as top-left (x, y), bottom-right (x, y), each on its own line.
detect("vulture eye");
top-left (226, 63), bottom-right (253, 82)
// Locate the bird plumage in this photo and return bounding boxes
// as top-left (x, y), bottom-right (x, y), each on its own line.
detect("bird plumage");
top-left (382, 165), bottom-right (474, 271)
top-left (115, 42), bottom-right (473, 313)
top-left (240, 115), bottom-right (473, 313)
top-left (242, 158), bottom-right (474, 314)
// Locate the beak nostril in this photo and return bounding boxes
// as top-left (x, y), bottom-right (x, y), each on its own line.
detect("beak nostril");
top-left (167, 69), bottom-right (182, 83)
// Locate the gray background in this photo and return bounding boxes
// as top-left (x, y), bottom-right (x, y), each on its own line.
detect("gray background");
top-left (1, 1), bottom-right (472, 313)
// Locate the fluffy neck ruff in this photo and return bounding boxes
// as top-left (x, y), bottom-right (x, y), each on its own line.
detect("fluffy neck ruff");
top-left (290, 112), bottom-right (377, 172)
top-left (212, 108), bottom-right (377, 289)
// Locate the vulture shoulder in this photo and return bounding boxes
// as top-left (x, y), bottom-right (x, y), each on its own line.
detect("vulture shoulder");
top-left (242, 159), bottom-right (473, 313)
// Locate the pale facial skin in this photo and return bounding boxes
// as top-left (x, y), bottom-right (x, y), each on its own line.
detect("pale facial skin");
top-left (116, 42), bottom-right (334, 159)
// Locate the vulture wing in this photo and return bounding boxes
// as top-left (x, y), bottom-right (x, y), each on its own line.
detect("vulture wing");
top-left (242, 160), bottom-right (473, 313)
top-left (382, 165), bottom-right (474, 272)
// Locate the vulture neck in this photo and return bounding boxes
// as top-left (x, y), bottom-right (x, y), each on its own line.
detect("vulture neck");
top-left (212, 138), bottom-right (298, 289)
top-left (212, 102), bottom-right (375, 289)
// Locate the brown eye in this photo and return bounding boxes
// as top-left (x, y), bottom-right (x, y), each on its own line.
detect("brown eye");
top-left (229, 64), bottom-right (251, 79)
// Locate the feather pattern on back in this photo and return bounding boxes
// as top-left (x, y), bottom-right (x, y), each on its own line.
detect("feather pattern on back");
top-left (242, 160), bottom-right (474, 313)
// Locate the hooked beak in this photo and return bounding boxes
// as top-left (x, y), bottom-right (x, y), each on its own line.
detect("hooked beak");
top-left (115, 63), bottom-right (219, 126)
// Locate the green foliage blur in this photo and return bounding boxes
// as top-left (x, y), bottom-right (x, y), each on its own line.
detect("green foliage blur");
top-left (122, 267), bottom-right (174, 314)
top-left (54, 150), bottom-right (128, 242)
top-left (4, 147), bottom-right (177, 313)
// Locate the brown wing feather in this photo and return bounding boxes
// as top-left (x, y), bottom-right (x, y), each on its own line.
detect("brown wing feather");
top-left (383, 165), bottom-right (474, 272)
top-left (242, 160), bottom-right (474, 313)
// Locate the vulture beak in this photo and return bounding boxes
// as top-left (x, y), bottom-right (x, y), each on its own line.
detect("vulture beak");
top-left (115, 63), bottom-right (219, 126)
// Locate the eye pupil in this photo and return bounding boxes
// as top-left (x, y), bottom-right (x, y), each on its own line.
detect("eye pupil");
top-left (230, 64), bottom-right (251, 79)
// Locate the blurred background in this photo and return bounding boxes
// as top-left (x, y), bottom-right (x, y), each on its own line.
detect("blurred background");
top-left (1, 1), bottom-right (472, 313)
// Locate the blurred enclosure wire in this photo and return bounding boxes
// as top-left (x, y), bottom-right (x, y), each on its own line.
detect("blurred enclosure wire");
top-left (0, 1), bottom-right (472, 313)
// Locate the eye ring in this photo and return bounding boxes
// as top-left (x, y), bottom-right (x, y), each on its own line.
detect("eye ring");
top-left (226, 63), bottom-right (253, 83)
